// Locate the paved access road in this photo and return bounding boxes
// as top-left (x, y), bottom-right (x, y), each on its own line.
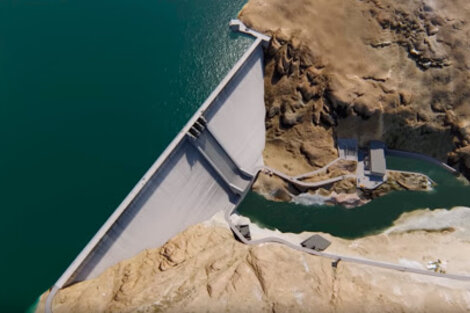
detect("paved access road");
top-left (225, 208), bottom-right (470, 282)
top-left (262, 166), bottom-right (356, 189)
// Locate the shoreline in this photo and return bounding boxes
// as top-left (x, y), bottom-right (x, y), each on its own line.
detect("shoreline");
top-left (227, 205), bottom-right (470, 279)
top-left (236, 149), bottom-right (470, 239)
top-left (231, 205), bottom-right (470, 243)
top-left (34, 206), bottom-right (470, 312)
top-left (253, 150), bottom-right (439, 208)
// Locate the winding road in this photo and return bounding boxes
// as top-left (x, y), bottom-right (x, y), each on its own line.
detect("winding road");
top-left (225, 207), bottom-right (470, 282)
top-left (262, 165), bottom-right (356, 189)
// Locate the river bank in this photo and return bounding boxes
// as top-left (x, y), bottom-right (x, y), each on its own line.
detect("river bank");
top-left (238, 155), bottom-right (470, 238)
top-left (22, 0), bottom-right (470, 310)
top-left (252, 151), bottom-right (436, 208)
top-left (34, 207), bottom-right (470, 313)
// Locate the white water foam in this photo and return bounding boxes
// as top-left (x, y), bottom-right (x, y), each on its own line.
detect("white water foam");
top-left (291, 193), bottom-right (329, 206)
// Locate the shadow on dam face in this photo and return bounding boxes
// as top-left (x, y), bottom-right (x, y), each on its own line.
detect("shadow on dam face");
top-left (60, 39), bottom-right (267, 287)
top-left (70, 140), bottom-right (241, 284)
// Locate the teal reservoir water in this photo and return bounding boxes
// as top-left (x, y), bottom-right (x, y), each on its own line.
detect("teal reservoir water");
top-left (237, 155), bottom-right (470, 239)
top-left (0, 0), bottom-right (252, 311)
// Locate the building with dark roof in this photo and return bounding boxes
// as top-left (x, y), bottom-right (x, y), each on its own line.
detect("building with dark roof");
top-left (300, 234), bottom-right (331, 251)
top-left (235, 224), bottom-right (251, 240)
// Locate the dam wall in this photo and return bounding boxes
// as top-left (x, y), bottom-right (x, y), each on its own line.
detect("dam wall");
top-left (52, 36), bottom-right (267, 292)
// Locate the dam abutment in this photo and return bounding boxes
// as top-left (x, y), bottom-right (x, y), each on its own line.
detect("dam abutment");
top-left (45, 22), bottom-right (270, 313)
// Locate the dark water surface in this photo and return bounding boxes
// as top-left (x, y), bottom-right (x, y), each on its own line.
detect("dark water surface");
top-left (237, 155), bottom-right (470, 239)
top-left (0, 0), bottom-right (252, 311)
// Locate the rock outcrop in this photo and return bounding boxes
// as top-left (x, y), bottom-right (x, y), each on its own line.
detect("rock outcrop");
top-left (35, 209), bottom-right (470, 313)
top-left (239, 0), bottom-right (470, 185)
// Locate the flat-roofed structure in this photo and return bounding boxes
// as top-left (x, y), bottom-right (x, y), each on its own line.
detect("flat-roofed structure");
top-left (235, 224), bottom-right (251, 240)
top-left (369, 141), bottom-right (386, 177)
top-left (300, 234), bottom-right (331, 251)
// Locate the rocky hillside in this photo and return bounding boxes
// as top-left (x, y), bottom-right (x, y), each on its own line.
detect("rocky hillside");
top-left (36, 209), bottom-right (470, 313)
top-left (239, 0), bottom-right (470, 179)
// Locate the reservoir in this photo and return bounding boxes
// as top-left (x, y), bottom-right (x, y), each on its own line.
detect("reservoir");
top-left (0, 0), bottom-right (252, 311)
top-left (237, 155), bottom-right (470, 239)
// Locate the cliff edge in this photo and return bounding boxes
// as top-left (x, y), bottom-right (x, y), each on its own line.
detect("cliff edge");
top-left (239, 0), bottom-right (470, 186)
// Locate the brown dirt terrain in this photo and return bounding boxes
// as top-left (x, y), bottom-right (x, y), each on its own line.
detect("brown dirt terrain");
top-left (239, 0), bottom-right (470, 181)
top-left (35, 211), bottom-right (470, 313)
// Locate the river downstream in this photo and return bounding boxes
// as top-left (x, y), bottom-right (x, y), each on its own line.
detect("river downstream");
top-left (237, 155), bottom-right (470, 239)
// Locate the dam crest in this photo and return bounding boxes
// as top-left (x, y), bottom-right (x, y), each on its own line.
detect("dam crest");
top-left (45, 22), bottom-right (270, 313)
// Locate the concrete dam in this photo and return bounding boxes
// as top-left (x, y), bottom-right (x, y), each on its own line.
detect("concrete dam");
top-left (46, 24), bottom-right (269, 312)
top-left (45, 21), bottom-right (470, 313)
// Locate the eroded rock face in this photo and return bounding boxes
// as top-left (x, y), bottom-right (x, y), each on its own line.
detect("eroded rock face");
top-left (35, 217), bottom-right (470, 313)
top-left (239, 0), bottom-right (470, 178)
top-left (261, 32), bottom-right (339, 178)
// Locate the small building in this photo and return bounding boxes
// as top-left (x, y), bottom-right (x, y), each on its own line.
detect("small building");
top-left (235, 224), bottom-right (251, 240)
top-left (369, 141), bottom-right (386, 177)
top-left (337, 138), bottom-right (358, 161)
top-left (300, 234), bottom-right (331, 251)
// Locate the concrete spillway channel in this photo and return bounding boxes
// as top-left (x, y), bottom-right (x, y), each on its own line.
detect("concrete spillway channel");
top-left (187, 117), bottom-right (253, 195)
top-left (45, 24), bottom-right (270, 313)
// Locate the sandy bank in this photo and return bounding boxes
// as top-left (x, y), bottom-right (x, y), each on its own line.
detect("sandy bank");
top-left (35, 207), bottom-right (470, 313)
